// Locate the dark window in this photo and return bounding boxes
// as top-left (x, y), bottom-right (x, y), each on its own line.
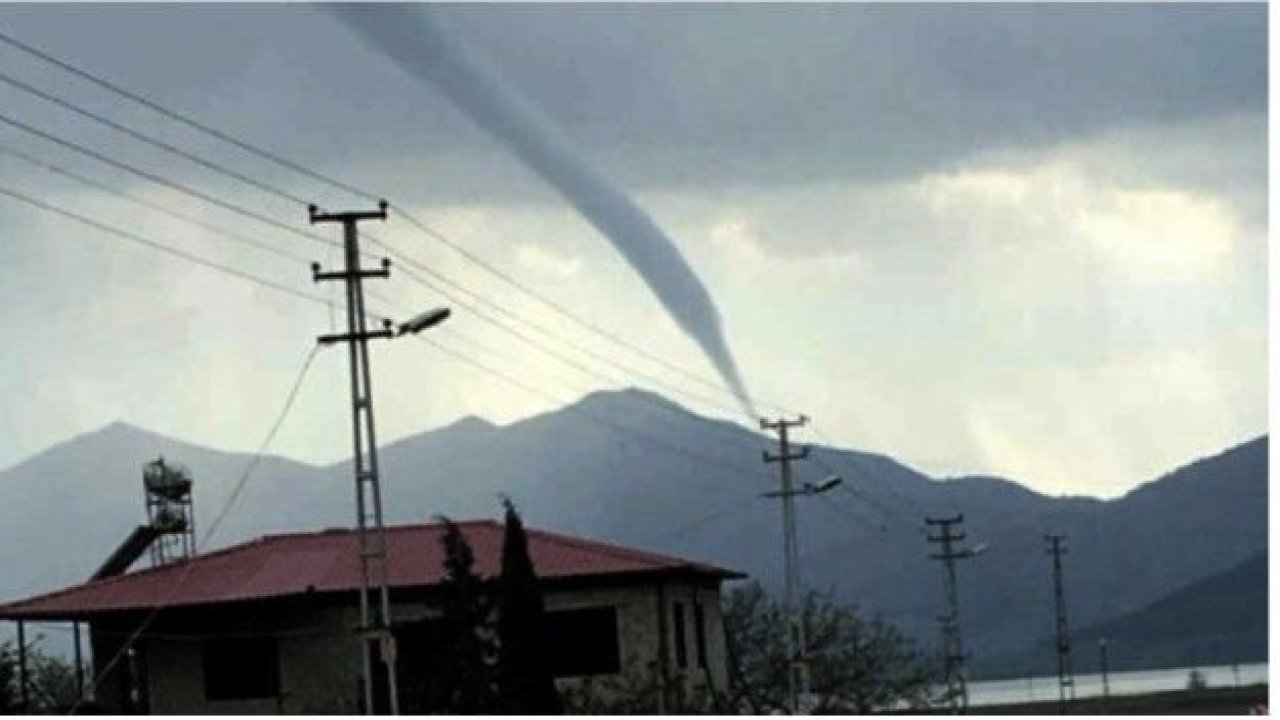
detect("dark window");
top-left (673, 602), bottom-right (688, 669)
top-left (202, 636), bottom-right (280, 702)
top-left (545, 606), bottom-right (621, 677)
top-left (693, 601), bottom-right (708, 669)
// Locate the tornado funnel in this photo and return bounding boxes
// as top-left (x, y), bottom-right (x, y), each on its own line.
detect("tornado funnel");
top-left (330, 4), bottom-right (757, 419)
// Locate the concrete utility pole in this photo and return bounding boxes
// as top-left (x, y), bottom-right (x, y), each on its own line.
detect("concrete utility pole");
top-left (310, 201), bottom-right (400, 716)
top-left (73, 620), bottom-right (84, 701)
top-left (1098, 638), bottom-right (1110, 701)
top-left (1046, 534), bottom-right (1074, 713)
top-left (761, 415), bottom-right (811, 713)
top-left (16, 620), bottom-right (27, 712)
top-left (926, 515), bottom-right (974, 713)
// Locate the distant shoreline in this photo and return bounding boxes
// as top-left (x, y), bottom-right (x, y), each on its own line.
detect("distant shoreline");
top-left (888, 684), bottom-right (1269, 715)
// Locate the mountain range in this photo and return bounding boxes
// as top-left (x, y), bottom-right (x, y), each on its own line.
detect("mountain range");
top-left (0, 388), bottom-right (1266, 678)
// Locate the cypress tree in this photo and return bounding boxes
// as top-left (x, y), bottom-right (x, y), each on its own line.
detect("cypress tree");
top-left (496, 499), bottom-right (563, 714)
top-left (430, 515), bottom-right (488, 712)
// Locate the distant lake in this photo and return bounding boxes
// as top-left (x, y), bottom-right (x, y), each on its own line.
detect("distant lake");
top-left (966, 663), bottom-right (1268, 707)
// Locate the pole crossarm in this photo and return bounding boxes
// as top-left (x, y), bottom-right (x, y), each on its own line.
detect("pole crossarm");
top-left (309, 200), bottom-right (388, 225)
top-left (763, 446), bottom-right (810, 463)
top-left (760, 487), bottom-right (815, 499)
top-left (317, 327), bottom-right (396, 346)
top-left (313, 266), bottom-right (391, 282)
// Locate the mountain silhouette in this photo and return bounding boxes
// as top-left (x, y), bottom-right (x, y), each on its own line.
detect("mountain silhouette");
top-left (0, 389), bottom-right (1265, 677)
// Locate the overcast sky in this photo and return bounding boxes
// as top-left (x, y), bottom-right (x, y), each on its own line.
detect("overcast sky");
top-left (0, 3), bottom-right (1266, 498)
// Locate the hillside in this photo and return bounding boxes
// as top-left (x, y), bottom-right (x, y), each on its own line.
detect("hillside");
top-left (0, 389), bottom-right (1266, 677)
top-left (1078, 551), bottom-right (1266, 673)
top-left (987, 551), bottom-right (1267, 678)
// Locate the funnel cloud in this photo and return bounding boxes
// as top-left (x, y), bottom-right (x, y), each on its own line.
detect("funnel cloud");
top-left (329, 4), bottom-right (756, 419)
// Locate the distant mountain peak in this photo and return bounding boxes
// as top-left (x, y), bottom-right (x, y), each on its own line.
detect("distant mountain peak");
top-left (99, 419), bottom-right (147, 435)
top-left (444, 415), bottom-right (498, 432)
top-left (581, 386), bottom-right (682, 407)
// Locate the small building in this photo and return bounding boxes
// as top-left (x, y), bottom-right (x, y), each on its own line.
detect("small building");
top-left (0, 520), bottom-right (743, 713)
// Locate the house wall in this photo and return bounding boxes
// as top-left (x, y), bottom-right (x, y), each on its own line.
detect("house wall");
top-left (88, 620), bottom-right (140, 713)
top-left (661, 581), bottom-right (732, 701)
top-left (539, 578), bottom-right (731, 710)
top-left (141, 604), bottom-right (362, 715)
top-left (107, 576), bottom-right (731, 713)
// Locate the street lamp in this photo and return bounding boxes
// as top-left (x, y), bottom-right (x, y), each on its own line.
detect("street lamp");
top-left (761, 474), bottom-right (843, 499)
top-left (397, 307), bottom-right (451, 336)
top-left (805, 475), bottom-right (843, 494)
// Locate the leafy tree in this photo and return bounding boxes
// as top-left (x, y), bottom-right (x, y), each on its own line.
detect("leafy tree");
top-left (0, 642), bottom-right (17, 713)
top-left (495, 498), bottom-right (562, 714)
top-left (723, 582), bottom-right (933, 713)
top-left (559, 655), bottom-right (730, 715)
top-left (0, 640), bottom-right (83, 714)
top-left (26, 649), bottom-right (80, 713)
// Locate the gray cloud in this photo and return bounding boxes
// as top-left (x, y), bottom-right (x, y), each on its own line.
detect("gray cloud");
top-left (0, 3), bottom-right (1263, 198)
top-left (0, 4), bottom-right (1263, 493)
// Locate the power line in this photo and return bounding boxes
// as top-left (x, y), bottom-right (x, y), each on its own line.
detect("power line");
top-left (71, 343), bottom-right (324, 713)
top-left (807, 425), bottom-right (935, 527)
top-left (0, 75), bottom-right (765, 420)
top-left (2, 175), bottom-right (777, 557)
top-left (390, 205), bottom-right (784, 411)
top-left (805, 443), bottom-right (922, 531)
top-left (403, 331), bottom-right (771, 484)
top-left (364, 231), bottom-right (755, 422)
top-left (0, 36), bottom-right (799, 495)
top-left (377, 250), bottom-right (764, 462)
top-left (0, 182), bottom-right (328, 307)
top-left (0, 29), bottom-right (784, 413)
top-left (0, 172), bottom-right (769, 500)
top-left (0, 109), bottom-right (336, 251)
top-left (354, 240), bottom-right (767, 463)
top-left (372, 289), bottom-right (763, 469)
top-left (0, 27), bottom-right (378, 204)
top-left (659, 497), bottom-right (758, 544)
top-left (0, 67), bottom-right (310, 206)
top-left (0, 139), bottom-right (313, 266)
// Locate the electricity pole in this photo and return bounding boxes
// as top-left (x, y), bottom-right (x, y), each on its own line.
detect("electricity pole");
top-left (926, 514), bottom-right (974, 713)
top-left (310, 201), bottom-right (400, 715)
top-left (1098, 638), bottom-right (1110, 701)
top-left (761, 415), bottom-right (811, 713)
top-left (1046, 534), bottom-right (1073, 713)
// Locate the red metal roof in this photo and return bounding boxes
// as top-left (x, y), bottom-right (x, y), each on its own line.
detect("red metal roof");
top-left (0, 521), bottom-right (741, 619)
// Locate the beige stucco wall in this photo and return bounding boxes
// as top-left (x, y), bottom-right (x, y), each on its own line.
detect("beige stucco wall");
top-left (144, 604), bottom-right (362, 715)
top-left (130, 577), bottom-right (731, 713)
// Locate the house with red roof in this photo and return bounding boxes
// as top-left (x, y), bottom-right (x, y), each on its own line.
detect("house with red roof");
top-left (0, 520), bottom-right (744, 713)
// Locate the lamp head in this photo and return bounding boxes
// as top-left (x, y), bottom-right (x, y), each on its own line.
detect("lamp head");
top-left (814, 475), bottom-right (843, 493)
top-left (398, 307), bottom-right (451, 335)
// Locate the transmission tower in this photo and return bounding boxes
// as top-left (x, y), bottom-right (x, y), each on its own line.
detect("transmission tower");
top-left (926, 514), bottom-right (975, 713)
top-left (310, 201), bottom-right (400, 715)
top-left (1046, 534), bottom-right (1074, 712)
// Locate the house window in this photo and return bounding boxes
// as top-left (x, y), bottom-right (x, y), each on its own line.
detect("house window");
top-left (693, 601), bottom-right (708, 669)
top-left (545, 606), bottom-right (621, 677)
top-left (673, 602), bottom-right (688, 669)
top-left (202, 636), bottom-right (280, 702)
